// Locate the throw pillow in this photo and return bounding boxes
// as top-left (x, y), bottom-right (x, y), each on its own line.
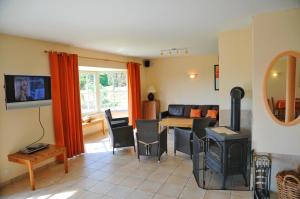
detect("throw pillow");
top-left (190, 108), bottom-right (201, 118)
top-left (206, 110), bottom-right (218, 119)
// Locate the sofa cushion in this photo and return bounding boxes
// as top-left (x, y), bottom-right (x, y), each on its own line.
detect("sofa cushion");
top-left (199, 105), bottom-right (219, 118)
top-left (207, 105), bottom-right (219, 119)
top-left (168, 104), bottom-right (185, 117)
top-left (206, 110), bottom-right (218, 119)
top-left (183, 105), bottom-right (192, 117)
top-left (184, 105), bottom-right (200, 117)
top-left (165, 104), bottom-right (219, 122)
top-left (190, 108), bottom-right (201, 118)
top-left (199, 105), bottom-right (208, 117)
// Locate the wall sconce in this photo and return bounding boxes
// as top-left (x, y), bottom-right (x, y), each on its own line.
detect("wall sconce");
top-left (272, 72), bottom-right (279, 77)
top-left (189, 73), bottom-right (198, 79)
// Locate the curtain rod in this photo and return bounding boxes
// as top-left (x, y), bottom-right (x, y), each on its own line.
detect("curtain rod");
top-left (44, 50), bottom-right (134, 64)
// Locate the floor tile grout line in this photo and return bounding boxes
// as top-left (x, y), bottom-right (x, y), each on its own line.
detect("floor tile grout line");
top-left (2, 132), bottom-right (252, 199)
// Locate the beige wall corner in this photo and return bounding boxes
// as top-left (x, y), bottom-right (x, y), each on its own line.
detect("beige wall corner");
top-left (145, 55), bottom-right (219, 111)
top-left (252, 8), bottom-right (300, 156)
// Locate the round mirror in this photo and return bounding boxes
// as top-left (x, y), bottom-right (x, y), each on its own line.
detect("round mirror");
top-left (264, 51), bottom-right (300, 126)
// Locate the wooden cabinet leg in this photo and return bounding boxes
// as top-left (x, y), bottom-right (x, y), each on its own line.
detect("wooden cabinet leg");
top-left (26, 161), bottom-right (35, 191)
top-left (64, 151), bottom-right (68, 173)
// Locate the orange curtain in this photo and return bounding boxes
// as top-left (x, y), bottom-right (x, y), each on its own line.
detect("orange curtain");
top-left (127, 62), bottom-right (142, 128)
top-left (49, 52), bottom-right (84, 159)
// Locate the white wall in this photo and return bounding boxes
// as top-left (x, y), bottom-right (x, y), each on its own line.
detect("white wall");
top-left (0, 34), bottom-right (142, 184)
top-left (145, 55), bottom-right (219, 111)
top-left (218, 27), bottom-right (252, 111)
top-left (252, 8), bottom-right (300, 155)
top-left (218, 27), bottom-right (252, 130)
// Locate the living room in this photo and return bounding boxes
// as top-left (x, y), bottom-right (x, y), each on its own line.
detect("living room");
top-left (0, 1), bottom-right (300, 199)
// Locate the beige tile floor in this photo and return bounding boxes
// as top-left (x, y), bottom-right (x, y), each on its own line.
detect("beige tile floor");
top-left (0, 131), bottom-right (254, 199)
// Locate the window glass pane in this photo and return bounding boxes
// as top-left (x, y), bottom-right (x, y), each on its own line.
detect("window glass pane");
top-left (99, 71), bottom-right (128, 111)
top-left (79, 73), bottom-right (97, 114)
top-left (79, 69), bottom-right (128, 115)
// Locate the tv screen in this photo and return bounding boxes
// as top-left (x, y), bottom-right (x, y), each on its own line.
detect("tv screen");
top-left (5, 75), bottom-right (52, 109)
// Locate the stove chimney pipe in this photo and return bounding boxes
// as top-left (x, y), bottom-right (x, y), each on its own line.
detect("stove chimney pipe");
top-left (230, 87), bottom-right (245, 131)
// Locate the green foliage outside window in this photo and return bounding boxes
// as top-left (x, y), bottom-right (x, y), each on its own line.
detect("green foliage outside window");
top-left (99, 72), bottom-right (128, 111)
top-left (79, 70), bottom-right (128, 114)
top-left (99, 74), bottom-right (110, 87)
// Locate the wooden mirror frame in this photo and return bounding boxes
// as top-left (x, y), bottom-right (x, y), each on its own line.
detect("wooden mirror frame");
top-left (263, 50), bottom-right (300, 126)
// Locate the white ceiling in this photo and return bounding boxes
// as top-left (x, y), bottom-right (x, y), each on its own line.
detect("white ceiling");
top-left (0, 0), bottom-right (299, 58)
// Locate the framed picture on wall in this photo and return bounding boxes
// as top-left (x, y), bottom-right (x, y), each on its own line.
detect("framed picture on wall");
top-left (214, 64), bottom-right (219, 91)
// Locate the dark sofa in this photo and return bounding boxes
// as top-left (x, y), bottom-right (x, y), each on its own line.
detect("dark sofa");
top-left (159, 104), bottom-right (219, 126)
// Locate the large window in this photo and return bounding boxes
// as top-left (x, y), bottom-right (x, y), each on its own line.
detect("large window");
top-left (79, 69), bottom-right (128, 115)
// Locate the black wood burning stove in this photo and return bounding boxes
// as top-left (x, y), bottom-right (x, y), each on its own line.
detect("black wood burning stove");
top-left (192, 86), bottom-right (251, 190)
top-left (205, 127), bottom-right (249, 189)
top-left (206, 87), bottom-right (248, 189)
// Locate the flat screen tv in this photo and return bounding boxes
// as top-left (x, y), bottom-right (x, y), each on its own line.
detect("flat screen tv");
top-left (4, 74), bottom-right (52, 109)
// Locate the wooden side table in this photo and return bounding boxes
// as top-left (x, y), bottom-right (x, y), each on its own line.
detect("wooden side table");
top-left (8, 145), bottom-right (68, 190)
top-left (143, 100), bottom-right (160, 119)
top-left (82, 118), bottom-right (105, 135)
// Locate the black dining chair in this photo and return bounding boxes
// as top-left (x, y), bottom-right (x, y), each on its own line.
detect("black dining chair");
top-left (104, 109), bottom-right (129, 128)
top-left (136, 120), bottom-right (167, 163)
top-left (174, 117), bottom-right (211, 159)
top-left (104, 109), bottom-right (135, 154)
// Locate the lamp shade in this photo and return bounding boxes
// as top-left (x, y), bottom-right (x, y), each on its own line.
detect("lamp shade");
top-left (148, 86), bottom-right (156, 93)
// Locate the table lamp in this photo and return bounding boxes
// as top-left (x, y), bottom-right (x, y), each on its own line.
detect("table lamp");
top-left (147, 86), bottom-right (156, 101)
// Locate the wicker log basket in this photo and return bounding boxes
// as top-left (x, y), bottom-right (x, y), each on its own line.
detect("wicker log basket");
top-left (276, 168), bottom-right (300, 199)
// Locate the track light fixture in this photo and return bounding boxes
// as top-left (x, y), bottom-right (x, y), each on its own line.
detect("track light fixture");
top-left (160, 48), bottom-right (189, 56)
